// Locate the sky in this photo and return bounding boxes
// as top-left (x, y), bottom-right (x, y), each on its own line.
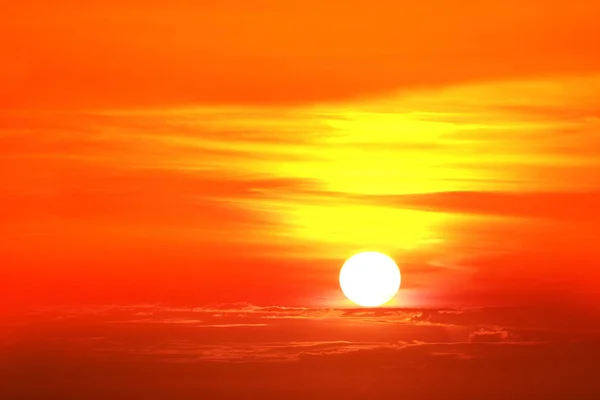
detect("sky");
top-left (1, 1), bottom-right (600, 398)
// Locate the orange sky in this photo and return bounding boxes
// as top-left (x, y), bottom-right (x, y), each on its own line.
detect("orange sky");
top-left (2, 1), bottom-right (600, 310)
top-left (3, 2), bottom-right (600, 399)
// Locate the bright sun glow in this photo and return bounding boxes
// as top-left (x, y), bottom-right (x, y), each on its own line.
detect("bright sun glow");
top-left (339, 251), bottom-right (401, 307)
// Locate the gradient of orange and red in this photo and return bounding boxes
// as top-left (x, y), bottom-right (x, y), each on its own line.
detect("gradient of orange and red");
top-left (2, 1), bottom-right (600, 399)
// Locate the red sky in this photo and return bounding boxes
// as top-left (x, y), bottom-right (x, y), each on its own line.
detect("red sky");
top-left (1, 1), bottom-right (600, 398)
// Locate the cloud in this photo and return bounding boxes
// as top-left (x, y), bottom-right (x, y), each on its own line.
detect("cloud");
top-left (3, 74), bottom-right (600, 309)
top-left (4, 340), bottom-right (600, 399)
top-left (8, 303), bottom-right (593, 353)
top-left (469, 327), bottom-right (511, 343)
top-left (374, 191), bottom-right (600, 222)
top-left (4, 303), bottom-right (600, 398)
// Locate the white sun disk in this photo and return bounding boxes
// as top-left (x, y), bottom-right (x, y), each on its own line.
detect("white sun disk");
top-left (339, 252), bottom-right (401, 307)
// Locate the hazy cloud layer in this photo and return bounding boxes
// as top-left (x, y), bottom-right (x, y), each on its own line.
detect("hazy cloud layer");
top-left (2, 304), bottom-right (599, 399)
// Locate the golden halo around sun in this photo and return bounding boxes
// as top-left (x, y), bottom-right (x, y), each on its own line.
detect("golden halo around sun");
top-left (339, 251), bottom-right (401, 307)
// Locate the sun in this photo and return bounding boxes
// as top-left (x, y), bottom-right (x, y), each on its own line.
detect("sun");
top-left (339, 251), bottom-right (401, 307)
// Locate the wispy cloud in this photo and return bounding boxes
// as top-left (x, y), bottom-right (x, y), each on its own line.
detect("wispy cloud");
top-left (3, 74), bottom-right (600, 307)
top-left (4, 303), bottom-right (600, 399)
